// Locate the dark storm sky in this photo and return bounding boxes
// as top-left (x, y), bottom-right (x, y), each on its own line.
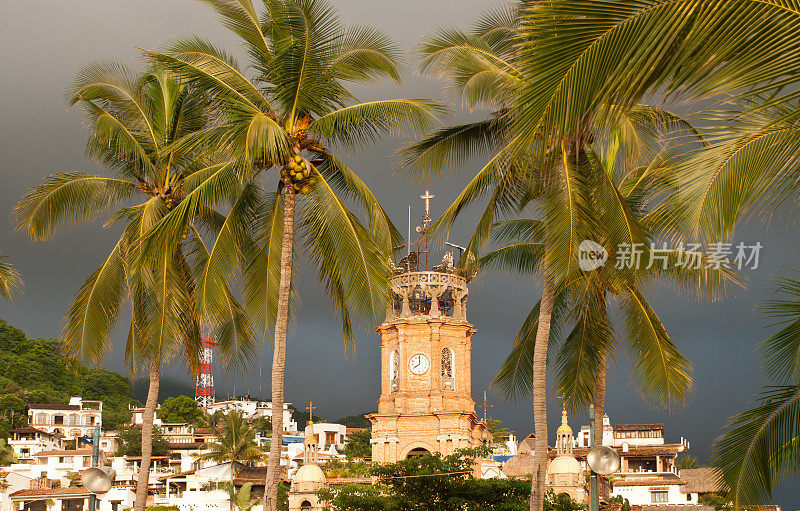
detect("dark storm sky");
top-left (1, 1), bottom-right (798, 506)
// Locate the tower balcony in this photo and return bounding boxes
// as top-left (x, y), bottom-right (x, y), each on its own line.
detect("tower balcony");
top-left (387, 270), bottom-right (469, 321)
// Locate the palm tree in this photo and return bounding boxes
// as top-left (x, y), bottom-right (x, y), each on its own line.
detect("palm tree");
top-left (195, 411), bottom-right (263, 509)
top-left (505, 3), bottom-right (800, 506)
top-left (0, 251), bottom-right (22, 300)
top-left (142, 2), bottom-right (441, 509)
top-left (403, 6), bottom-right (713, 508)
top-left (230, 482), bottom-right (259, 511)
top-left (490, 142), bottom-right (740, 449)
top-left (714, 274), bottom-right (800, 506)
top-left (15, 63), bottom-right (252, 511)
top-left (676, 455), bottom-right (700, 471)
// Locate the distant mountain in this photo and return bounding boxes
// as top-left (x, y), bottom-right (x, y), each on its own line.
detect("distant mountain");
top-left (0, 318), bottom-right (140, 434)
top-left (333, 412), bottom-right (374, 429)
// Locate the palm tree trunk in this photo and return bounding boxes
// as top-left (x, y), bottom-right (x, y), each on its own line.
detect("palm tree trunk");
top-left (264, 175), bottom-right (295, 511)
top-left (530, 272), bottom-right (555, 511)
top-left (593, 356), bottom-right (607, 447)
top-left (230, 461), bottom-right (236, 511)
top-left (134, 359), bottom-right (160, 511)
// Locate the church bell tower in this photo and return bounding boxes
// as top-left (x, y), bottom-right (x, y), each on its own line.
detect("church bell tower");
top-left (367, 192), bottom-right (491, 463)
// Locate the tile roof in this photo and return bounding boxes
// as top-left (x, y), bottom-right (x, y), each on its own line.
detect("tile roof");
top-left (27, 403), bottom-right (81, 411)
top-left (614, 424), bottom-right (664, 431)
top-left (328, 477), bottom-right (373, 485)
top-left (34, 449), bottom-right (92, 457)
top-left (640, 506), bottom-right (714, 511)
top-left (680, 467), bottom-right (724, 494)
top-left (10, 487), bottom-right (91, 498)
top-left (158, 469), bottom-right (196, 481)
top-left (8, 427), bottom-right (55, 436)
top-left (613, 478), bottom-right (686, 487)
top-left (169, 441), bottom-right (207, 450)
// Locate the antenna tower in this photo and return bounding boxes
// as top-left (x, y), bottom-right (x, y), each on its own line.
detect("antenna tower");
top-left (195, 335), bottom-right (218, 408)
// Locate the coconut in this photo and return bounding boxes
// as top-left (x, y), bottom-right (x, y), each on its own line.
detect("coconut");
top-left (300, 185), bottom-right (310, 194)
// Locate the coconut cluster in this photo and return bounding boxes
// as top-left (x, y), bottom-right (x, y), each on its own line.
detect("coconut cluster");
top-left (282, 154), bottom-right (317, 195)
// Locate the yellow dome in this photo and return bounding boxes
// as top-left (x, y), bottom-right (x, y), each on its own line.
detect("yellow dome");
top-left (547, 454), bottom-right (581, 476)
top-left (556, 423), bottom-right (573, 435)
top-left (292, 463), bottom-right (326, 493)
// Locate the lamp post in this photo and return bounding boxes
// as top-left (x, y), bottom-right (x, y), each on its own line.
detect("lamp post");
top-left (589, 405), bottom-right (598, 511)
top-left (88, 426), bottom-right (100, 511)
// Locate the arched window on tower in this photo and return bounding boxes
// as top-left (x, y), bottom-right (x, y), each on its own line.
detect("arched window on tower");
top-left (390, 350), bottom-right (399, 392)
top-left (441, 348), bottom-right (454, 390)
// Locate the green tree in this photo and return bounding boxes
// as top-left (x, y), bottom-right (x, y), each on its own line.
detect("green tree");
top-left (342, 429), bottom-right (371, 459)
top-left (677, 455), bottom-right (701, 470)
top-left (195, 410), bottom-right (263, 509)
top-left (115, 425), bottom-right (171, 457)
top-left (0, 439), bottom-right (17, 465)
top-left (229, 482), bottom-right (259, 511)
top-left (143, 2), bottom-right (441, 509)
top-left (0, 251), bottom-right (22, 300)
top-left (15, 63), bottom-right (251, 511)
top-left (160, 396), bottom-right (203, 424)
top-left (320, 447), bottom-right (532, 511)
top-left (714, 274), bottom-right (800, 506)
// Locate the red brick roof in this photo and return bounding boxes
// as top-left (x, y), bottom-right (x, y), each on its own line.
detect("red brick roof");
top-left (10, 487), bottom-right (91, 498)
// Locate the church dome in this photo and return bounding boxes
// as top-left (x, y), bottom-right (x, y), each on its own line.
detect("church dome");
top-left (556, 423), bottom-right (573, 435)
top-left (547, 454), bottom-right (581, 476)
top-left (292, 463), bottom-right (326, 492)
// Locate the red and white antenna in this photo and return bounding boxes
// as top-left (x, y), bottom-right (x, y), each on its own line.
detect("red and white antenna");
top-left (195, 335), bottom-right (218, 408)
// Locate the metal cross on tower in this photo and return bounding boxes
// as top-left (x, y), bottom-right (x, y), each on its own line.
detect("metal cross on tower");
top-left (417, 190), bottom-right (435, 269)
top-left (306, 401), bottom-right (317, 424)
top-left (476, 390), bottom-right (494, 423)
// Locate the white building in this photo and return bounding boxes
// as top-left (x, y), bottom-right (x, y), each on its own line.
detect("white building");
top-left (7, 427), bottom-right (62, 462)
top-left (9, 486), bottom-right (134, 511)
top-left (573, 418), bottom-right (693, 506)
top-left (304, 423), bottom-right (347, 450)
top-left (27, 397), bottom-right (102, 440)
top-left (0, 470), bottom-right (33, 511)
top-left (206, 398), bottom-right (299, 433)
top-left (31, 448), bottom-right (106, 473)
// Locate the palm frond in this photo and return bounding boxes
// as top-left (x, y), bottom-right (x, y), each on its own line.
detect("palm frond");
top-left (619, 284), bottom-right (693, 411)
top-left (757, 274), bottom-right (800, 384)
top-left (0, 251), bottom-right (23, 300)
top-left (15, 173), bottom-right (136, 242)
top-left (714, 385), bottom-right (800, 505)
top-left (61, 238), bottom-right (129, 366)
top-left (300, 169), bottom-right (390, 348)
top-left (491, 283), bottom-right (572, 401)
top-left (311, 99), bottom-right (445, 150)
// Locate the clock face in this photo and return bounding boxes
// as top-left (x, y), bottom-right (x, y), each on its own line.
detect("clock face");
top-left (408, 353), bottom-right (430, 375)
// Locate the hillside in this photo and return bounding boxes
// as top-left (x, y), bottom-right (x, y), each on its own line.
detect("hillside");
top-left (0, 318), bottom-right (140, 435)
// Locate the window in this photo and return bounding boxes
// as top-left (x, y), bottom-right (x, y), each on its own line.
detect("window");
top-left (54, 415), bottom-right (64, 425)
top-left (651, 490), bottom-right (668, 503)
top-left (390, 351), bottom-right (399, 392)
top-left (325, 431), bottom-right (336, 445)
top-left (441, 348), bottom-right (454, 390)
top-left (68, 414), bottom-right (79, 425)
top-left (35, 413), bottom-right (48, 425)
